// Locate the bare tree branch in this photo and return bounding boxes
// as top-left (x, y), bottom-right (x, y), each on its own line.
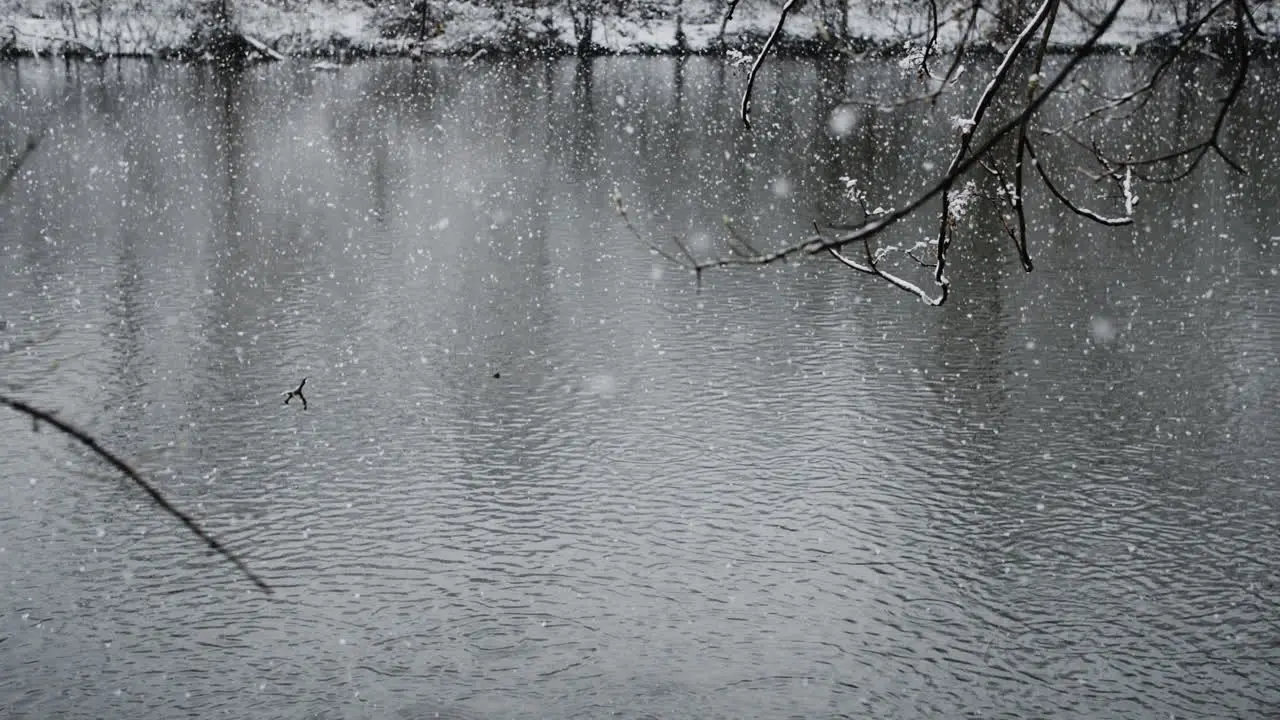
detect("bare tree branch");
top-left (1046, 0), bottom-right (1235, 137)
top-left (630, 0), bottom-right (1129, 305)
top-left (760, 1), bottom-right (1126, 299)
top-left (1010, 0), bottom-right (1061, 272)
top-left (1078, 4), bottom-right (1248, 184)
top-left (935, 0), bottom-right (1061, 291)
top-left (826, 241), bottom-right (945, 304)
top-left (717, 0), bottom-right (743, 50)
top-left (642, 0), bottom-right (1252, 306)
top-left (1, 394), bottom-right (274, 594)
top-left (824, 0), bottom-right (1126, 248)
top-left (1024, 137), bottom-right (1133, 226)
top-left (741, 0), bottom-right (800, 128)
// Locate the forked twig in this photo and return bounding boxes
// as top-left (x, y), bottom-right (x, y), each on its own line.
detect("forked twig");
top-left (935, 0), bottom-right (1060, 291)
top-left (824, 232), bottom-right (944, 305)
top-left (613, 190), bottom-right (687, 267)
top-left (283, 377), bottom-right (308, 409)
top-left (1024, 137), bottom-right (1132, 225)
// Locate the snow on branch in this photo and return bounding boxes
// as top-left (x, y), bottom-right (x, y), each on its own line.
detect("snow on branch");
top-left (1024, 137), bottom-right (1133, 226)
top-left (630, 0), bottom-right (1251, 306)
top-left (740, 0), bottom-right (800, 129)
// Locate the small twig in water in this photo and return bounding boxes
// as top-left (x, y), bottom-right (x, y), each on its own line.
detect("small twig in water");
top-left (284, 377), bottom-right (308, 410)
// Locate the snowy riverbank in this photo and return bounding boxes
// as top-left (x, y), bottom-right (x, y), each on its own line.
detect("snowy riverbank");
top-left (2, 0), bottom-right (1278, 59)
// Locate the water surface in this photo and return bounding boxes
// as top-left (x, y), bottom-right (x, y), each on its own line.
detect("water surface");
top-left (1, 56), bottom-right (1277, 719)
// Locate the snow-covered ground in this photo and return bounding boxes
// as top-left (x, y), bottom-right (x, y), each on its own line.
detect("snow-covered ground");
top-left (1, 0), bottom-right (1276, 58)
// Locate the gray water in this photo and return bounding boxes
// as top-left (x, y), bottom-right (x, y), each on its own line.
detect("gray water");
top-left (0, 56), bottom-right (1277, 719)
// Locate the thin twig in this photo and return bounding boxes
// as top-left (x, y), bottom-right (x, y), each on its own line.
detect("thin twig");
top-left (672, 235), bottom-right (700, 268)
top-left (936, 0), bottom-right (1061, 293)
top-left (1011, 0), bottom-right (1061, 272)
top-left (741, 0), bottom-right (799, 128)
top-left (1024, 137), bottom-right (1132, 225)
top-left (613, 191), bottom-right (687, 267)
top-left (825, 241), bottom-right (942, 305)
top-left (724, 218), bottom-right (766, 258)
top-left (717, 0), bottom-right (743, 49)
top-left (0, 394), bottom-right (273, 594)
top-left (940, 1), bottom-right (981, 90)
top-left (919, 0), bottom-right (939, 79)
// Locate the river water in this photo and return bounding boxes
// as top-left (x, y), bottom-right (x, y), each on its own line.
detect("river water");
top-left (0, 56), bottom-right (1277, 719)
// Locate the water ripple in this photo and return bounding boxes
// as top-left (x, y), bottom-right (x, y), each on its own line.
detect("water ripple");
top-left (2, 56), bottom-right (1278, 720)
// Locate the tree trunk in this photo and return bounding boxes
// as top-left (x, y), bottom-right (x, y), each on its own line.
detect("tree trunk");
top-left (194, 0), bottom-right (239, 64)
top-left (674, 0), bottom-right (686, 52)
top-left (573, 7), bottom-right (594, 55)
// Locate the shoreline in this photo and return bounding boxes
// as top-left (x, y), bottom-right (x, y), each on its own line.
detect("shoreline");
top-left (2, 1), bottom-right (1278, 61)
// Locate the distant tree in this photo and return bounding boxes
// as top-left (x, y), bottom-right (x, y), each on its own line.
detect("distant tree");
top-left (673, 0), bottom-right (687, 51)
top-left (813, 0), bottom-right (851, 41)
top-left (566, 0), bottom-right (599, 54)
top-left (189, 0), bottom-right (235, 54)
top-left (631, 0), bottom-right (1264, 304)
top-left (565, 0), bottom-right (640, 54)
top-left (373, 0), bottom-right (452, 44)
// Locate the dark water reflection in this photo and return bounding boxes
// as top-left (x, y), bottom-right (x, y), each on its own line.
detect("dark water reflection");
top-left (0, 56), bottom-right (1277, 719)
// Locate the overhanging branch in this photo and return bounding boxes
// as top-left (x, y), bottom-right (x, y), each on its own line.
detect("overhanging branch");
top-left (1, 394), bottom-right (273, 594)
top-left (741, 0), bottom-right (800, 128)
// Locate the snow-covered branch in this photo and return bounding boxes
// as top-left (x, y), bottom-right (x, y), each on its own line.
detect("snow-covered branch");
top-left (632, 0), bottom-right (1154, 304)
top-left (740, 0), bottom-right (800, 128)
top-left (608, 0), bottom-right (1258, 306)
